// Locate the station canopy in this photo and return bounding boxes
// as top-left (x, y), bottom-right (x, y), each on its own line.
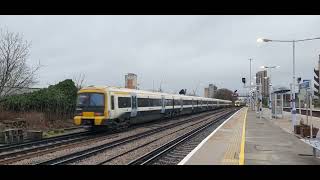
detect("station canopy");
top-left (271, 86), bottom-right (291, 94)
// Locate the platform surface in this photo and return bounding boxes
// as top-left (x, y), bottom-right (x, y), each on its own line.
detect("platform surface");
top-left (179, 107), bottom-right (320, 165)
top-left (245, 110), bottom-right (320, 165)
top-left (180, 108), bottom-right (246, 165)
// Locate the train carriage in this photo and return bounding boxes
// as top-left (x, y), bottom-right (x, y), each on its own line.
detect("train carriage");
top-left (74, 86), bottom-right (232, 129)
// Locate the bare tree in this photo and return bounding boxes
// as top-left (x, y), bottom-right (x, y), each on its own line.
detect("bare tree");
top-left (0, 29), bottom-right (40, 97)
top-left (73, 73), bottom-right (86, 90)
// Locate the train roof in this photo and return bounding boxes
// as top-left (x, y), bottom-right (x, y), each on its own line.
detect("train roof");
top-left (79, 86), bottom-right (232, 102)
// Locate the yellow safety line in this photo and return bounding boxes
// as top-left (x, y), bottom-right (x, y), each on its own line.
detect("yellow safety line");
top-left (239, 108), bottom-right (248, 165)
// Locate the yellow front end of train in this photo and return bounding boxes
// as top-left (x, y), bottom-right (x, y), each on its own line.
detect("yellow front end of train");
top-left (74, 87), bottom-right (109, 126)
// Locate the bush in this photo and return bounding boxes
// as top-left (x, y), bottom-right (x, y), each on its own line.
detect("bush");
top-left (0, 79), bottom-right (78, 121)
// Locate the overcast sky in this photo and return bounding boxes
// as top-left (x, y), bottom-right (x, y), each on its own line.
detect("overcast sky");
top-left (1, 15), bottom-right (320, 96)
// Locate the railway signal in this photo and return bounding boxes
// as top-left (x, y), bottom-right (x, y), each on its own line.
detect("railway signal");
top-left (297, 77), bottom-right (302, 83)
top-left (179, 89), bottom-right (187, 95)
top-left (242, 78), bottom-right (246, 85)
top-left (233, 90), bottom-right (238, 96)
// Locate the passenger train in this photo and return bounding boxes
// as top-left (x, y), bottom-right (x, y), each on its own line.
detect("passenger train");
top-left (74, 86), bottom-right (232, 129)
top-left (235, 100), bottom-right (246, 107)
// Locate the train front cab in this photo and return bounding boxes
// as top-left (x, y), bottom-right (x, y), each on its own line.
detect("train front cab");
top-left (74, 88), bottom-right (109, 126)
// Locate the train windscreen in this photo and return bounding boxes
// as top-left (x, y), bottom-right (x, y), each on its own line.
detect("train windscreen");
top-left (76, 93), bottom-right (105, 116)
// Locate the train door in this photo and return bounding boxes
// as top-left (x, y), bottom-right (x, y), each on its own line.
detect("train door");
top-left (180, 98), bottom-right (183, 111)
top-left (110, 94), bottom-right (115, 118)
top-left (131, 93), bottom-right (137, 117)
top-left (170, 98), bottom-right (174, 117)
top-left (161, 95), bottom-right (165, 114)
top-left (191, 99), bottom-right (194, 110)
top-left (196, 100), bottom-right (199, 111)
top-left (172, 98), bottom-right (175, 110)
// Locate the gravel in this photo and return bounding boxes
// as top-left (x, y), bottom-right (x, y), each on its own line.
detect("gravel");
top-left (152, 114), bottom-right (229, 165)
top-left (9, 110), bottom-right (223, 165)
top-left (71, 111), bottom-right (230, 165)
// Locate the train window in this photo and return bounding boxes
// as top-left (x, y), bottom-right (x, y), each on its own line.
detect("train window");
top-left (118, 97), bottom-right (131, 108)
top-left (138, 98), bottom-right (149, 107)
top-left (156, 99), bottom-right (161, 106)
top-left (111, 96), bottom-right (115, 110)
top-left (89, 93), bottom-right (104, 106)
top-left (166, 99), bottom-right (173, 106)
top-left (148, 98), bottom-right (153, 107)
top-left (150, 98), bottom-right (161, 107)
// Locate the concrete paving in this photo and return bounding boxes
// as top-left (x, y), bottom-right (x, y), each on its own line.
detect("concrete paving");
top-left (245, 109), bottom-right (320, 165)
top-left (180, 107), bottom-right (320, 165)
top-left (180, 108), bottom-right (246, 165)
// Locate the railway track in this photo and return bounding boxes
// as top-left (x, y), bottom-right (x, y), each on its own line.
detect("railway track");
top-left (0, 129), bottom-right (90, 153)
top-left (0, 110), bottom-right (217, 156)
top-left (0, 112), bottom-right (206, 165)
top-left (37, 108), bottom-right (237, 165)
top-left (127, 109), bottom-right (236, 165)
top-left (0, 130), bottom-right (110, 165)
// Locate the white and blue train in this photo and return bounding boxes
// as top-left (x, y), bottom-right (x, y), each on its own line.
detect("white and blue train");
top-left (74, 86), bottom-right (232, 129)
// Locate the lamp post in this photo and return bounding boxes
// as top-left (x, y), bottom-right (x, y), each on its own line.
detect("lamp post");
top-left (260, 65), bottom-right (280, 119)
top-left (249, 58), bottom-right (253, 110)
top-left (257, 37), bottom-right (320, 129)
top-left (254, 75), bottom-right (268, 119)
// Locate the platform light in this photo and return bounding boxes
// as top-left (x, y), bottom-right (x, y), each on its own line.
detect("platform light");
top-left (257, 38), bottom-right (272, 43)
top-left (257, 36), bottom-right (320, 132)
top-left (257, 38), bottom-right (264, 43)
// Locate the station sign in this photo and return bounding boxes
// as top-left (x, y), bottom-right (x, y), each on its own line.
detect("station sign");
top-left (300, 80), bottom-right (311, 89)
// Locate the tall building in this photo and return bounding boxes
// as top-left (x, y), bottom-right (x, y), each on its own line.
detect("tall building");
top-left (204, 88), bottom-right (209, 98)
top-left (204, 84), bottom-right (217, 98)
top-left (208, 84), bottom-right (217, 98)
top-left (256, 70), bottom-right (269, 97)
top-left (125, 73), bottom-right (137, 89)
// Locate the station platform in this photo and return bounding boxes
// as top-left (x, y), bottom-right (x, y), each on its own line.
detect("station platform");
top-left (179, 107), bottom-right (320, 165)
